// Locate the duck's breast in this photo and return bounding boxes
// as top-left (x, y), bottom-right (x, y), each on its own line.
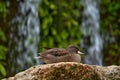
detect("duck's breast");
top-left (72, 54), bottom-right (81, 62)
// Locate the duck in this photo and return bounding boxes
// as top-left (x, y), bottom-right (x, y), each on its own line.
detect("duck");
top-left (37, 45), bottom-right (84, 64)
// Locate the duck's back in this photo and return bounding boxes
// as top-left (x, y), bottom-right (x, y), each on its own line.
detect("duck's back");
top-left (41, 48), bottom-right (68, 56)
top-left (40, 48), bottom-right (74, 63)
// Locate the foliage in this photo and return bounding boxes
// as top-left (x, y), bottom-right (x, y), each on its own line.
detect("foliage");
top-left (0, 1), bottom-right (7, 18)
top-left (39, 0), bottom-right (83, 51)
top-left (0, 0), bottom-right (7, 79)
top-left (0, 29), bottom-right (7, 79)
top-left (100, 0), bottom-right (120, 65)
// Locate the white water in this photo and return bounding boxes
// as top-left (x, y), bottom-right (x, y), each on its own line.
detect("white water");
top-left (8, 0), bottom-right (40, 73)
top-left (81, 0), bottom-right (103, 65)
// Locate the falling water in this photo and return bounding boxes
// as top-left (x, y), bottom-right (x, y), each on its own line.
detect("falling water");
top-left (81, 0), bottom-right (103, 65)
top-left (8, 0), bottom-right (40, 75)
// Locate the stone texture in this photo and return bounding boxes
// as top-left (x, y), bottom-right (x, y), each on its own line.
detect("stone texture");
top-left (3, 62), bottom-right (120, 80)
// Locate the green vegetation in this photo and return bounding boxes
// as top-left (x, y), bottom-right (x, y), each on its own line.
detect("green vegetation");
top-left (100, 0), bottom-right (120, 65)
top-left (0, 1), bottom-right (7, 79)
top-left (39, 0), bottom-right (82, 50)
top-left (0, 29), bottom-right (7, 79)
top-left (0, 1), bottom-right (6, 18)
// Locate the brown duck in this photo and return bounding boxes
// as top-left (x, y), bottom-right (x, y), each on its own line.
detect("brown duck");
top-left (37, 45), bottom-right (84, 64)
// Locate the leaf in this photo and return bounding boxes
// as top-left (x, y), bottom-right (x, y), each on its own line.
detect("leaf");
top-left (0, 2), bottom-right (7, 18)
top-left (0, 29), bottom-right (6, 42)
top-left (72, 10), bottom-right (80, 17)
top-left (62, 12), bottom-right (69, 17)
top-left (51, 28), bottom-right (57, 35)
top-left (44, 0), bottom-right (49, 5)
top-left (0, 45), bottom-right (6, 60)
top-left (49, 3), bottom-right (57, 10)
top-left (44, 28), bottom-right (49, 36)
top-left (71, 19), bottom-right (78, 26)
top-left (48, 37), bottom-right (54, 47)
top-left (61, 30), bottom-right (68, 40)
top-left (0, 64), bottom-right (6, 76)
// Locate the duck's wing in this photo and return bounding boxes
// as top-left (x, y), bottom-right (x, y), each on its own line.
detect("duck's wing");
top-left (41, 48), bottom-right (69, 57)
top-left (40, 48), bottom-right (73, 63)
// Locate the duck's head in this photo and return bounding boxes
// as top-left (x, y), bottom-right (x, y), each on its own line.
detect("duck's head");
top-left (67, 45), bottom-right (84, 55)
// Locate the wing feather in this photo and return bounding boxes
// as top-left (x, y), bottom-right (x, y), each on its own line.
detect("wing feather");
top-left (41, 48), bottom-right (69, 57)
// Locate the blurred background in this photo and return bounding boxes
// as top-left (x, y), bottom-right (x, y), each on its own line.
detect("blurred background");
top-left (0, 0), bottom-right (120, 79)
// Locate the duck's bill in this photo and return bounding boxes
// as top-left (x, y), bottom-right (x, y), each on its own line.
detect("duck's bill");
top-left (78, 51), bottom-right (84, 54)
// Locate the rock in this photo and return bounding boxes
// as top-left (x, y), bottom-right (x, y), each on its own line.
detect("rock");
top-left (3, 62), bottom-right (120, 80)
top-left (94, 65), bottom-right (120, 80)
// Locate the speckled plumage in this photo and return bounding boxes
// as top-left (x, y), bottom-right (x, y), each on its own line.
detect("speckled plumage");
top-left (38, 45), bottom-right (83, 64)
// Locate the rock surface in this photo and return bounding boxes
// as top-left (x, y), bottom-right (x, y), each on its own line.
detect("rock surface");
top-left (3, 62), bottom-right (120, 80)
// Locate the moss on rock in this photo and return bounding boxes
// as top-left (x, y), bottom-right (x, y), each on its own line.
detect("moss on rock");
top-left (3, 62), bottom-right (120, 80)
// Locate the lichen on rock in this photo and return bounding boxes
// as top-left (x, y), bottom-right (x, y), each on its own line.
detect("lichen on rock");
top-left (3, 62), bottom-right (120, 80)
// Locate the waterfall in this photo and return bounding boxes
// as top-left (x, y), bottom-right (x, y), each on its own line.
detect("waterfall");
top-left (81, 0), bottom-right (103, 65)
top-left (8, 0), bottom-right (40, 75)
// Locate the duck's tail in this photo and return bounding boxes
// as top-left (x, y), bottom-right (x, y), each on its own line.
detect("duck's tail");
top-left (34, 56), bottom-right (41, 59)
top-left (34, 53), bottom-right (42, 59)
